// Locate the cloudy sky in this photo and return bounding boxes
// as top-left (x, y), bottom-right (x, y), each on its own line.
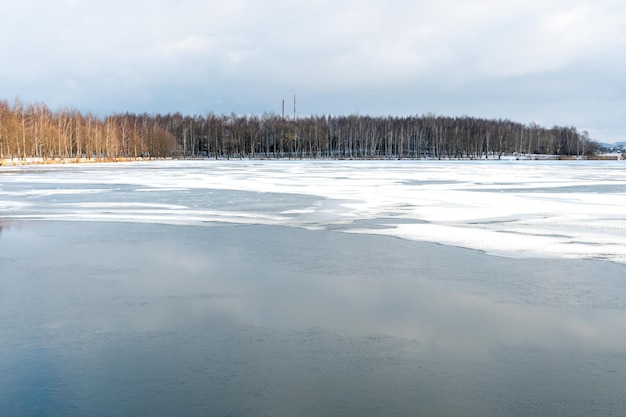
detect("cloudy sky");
top-left (1, 0), bottom-right (625, 142)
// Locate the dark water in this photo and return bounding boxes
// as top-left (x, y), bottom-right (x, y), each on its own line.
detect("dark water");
top-left (1, 221), bottom-right (626, 416)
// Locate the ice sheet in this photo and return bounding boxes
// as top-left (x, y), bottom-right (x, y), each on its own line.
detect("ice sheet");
top-left (1, 160), bottom-right (625, 263)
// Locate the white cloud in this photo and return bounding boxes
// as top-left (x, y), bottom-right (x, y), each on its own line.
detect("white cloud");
top-left (1, 0), bottom-right (626, 140)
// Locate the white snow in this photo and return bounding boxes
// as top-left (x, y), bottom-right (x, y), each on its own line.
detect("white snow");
top-left (2, 160), bottom-right (626, 263)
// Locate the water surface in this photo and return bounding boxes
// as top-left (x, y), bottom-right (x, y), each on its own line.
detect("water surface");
top-left (2, 220), bottom-right (626, 416)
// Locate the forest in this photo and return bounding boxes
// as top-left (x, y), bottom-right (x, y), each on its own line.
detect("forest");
top-left (0, 98), bottom-right (600, 161)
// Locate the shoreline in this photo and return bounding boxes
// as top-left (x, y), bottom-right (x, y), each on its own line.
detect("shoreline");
top-left (1, 154), bottom-right (623, 166)
top-left (0, 157), bottom-right (151, 166)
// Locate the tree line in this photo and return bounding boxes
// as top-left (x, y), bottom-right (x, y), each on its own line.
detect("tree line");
top-left (0, 98), bottom-right (600, 161)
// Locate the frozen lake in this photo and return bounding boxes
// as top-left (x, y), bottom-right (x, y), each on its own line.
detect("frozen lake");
top-left (2, 159), bottom-right (626, 262)
top-left (1, 160), bottom-right (626, 416)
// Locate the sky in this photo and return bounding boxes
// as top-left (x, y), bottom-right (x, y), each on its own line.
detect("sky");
top-left (1, 0), bottom-right (625, 142)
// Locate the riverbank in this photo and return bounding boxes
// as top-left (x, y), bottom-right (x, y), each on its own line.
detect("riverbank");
top-left (0, 157), bottom-right (150, 166)
top-left (1, 153), bottom-right (623, 166)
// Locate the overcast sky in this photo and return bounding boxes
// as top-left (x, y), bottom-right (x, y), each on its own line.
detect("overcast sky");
top-left (1, 0), bottom-right (625, 142)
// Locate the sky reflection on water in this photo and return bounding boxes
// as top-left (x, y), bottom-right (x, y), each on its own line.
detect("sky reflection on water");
top-left (2, 221), bottom-right (626, 416)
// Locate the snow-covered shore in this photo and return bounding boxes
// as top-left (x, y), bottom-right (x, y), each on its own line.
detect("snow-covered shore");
top-left (0, 157), bottom-right (146, 166)
top-left (0, 152), bottom-right (623, 166)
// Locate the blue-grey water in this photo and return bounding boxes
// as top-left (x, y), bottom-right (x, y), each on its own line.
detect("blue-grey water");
top-left (2, 161), bottom-right (626, 416)
top-left (2, 221), bottom-right (626, 417)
